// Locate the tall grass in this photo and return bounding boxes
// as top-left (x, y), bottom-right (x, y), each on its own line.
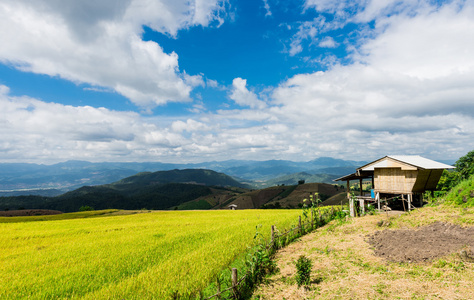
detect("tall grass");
top-left (0, 209), bottom-right (301, 299)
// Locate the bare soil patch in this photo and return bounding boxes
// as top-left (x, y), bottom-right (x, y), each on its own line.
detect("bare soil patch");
top-left (367, 221), bottom-right (474, 263)
top-left (0, 209), bottom-right (63, 217)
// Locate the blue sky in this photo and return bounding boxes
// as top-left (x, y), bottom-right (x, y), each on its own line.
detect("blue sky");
top-left (0, 0), bottom-right (473, 164)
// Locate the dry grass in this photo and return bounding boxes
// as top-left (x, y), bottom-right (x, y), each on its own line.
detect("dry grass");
top-left (253, 205), bottom-right (474, 300)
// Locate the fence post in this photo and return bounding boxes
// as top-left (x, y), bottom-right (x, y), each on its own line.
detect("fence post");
top-left (216, 278), bottom-right (221, 300)
top-left (271, 225), bottom-right (275, 247)
top-left (231, 268), bottom-right (238, 299)
top-left (298, 215), bottom-right (302, 234)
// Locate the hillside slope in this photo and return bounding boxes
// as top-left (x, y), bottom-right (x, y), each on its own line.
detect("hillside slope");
top-left (0, 157), bottom-right (364, 194)
top-left (223, 182), bottom-right (345, 209)
top-left (0, 169), bottom-right (249, 212)
top-left (253, 204), bottom-right (474, 299)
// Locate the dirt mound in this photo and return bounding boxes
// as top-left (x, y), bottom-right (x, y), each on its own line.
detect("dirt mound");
top-left (0, 209), bottom-right (63, 217)
top-left (367, 222), bottom-right (474, 262)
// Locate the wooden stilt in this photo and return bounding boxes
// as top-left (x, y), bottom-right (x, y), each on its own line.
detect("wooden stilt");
top-left (376, 192), bottom-right (380, 211)
top-left (408, 194), bottom-right (412, 212)
top-left (349, 196), bottom-right (355, 217)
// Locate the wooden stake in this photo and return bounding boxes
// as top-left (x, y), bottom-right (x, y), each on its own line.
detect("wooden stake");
top-left (231, 268), bottom-right (238, 298)
top-left (216, 278), bottom-right (221, 300)
top-left (271, 225), bottom-right (275, 246)
top-left (408, 194), bottom-right (412, 212)
top-left (298, 215), bottom-right (302, 234)
top-left (376, 192), bottom-right (380, 211)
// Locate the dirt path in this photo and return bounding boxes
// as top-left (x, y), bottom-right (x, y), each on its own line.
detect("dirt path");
top-left (253, 206), bottom-right (474, 299)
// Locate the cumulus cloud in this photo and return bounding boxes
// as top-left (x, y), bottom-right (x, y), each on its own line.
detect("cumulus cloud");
top-left (1, 0), bottom-right (473, 163)
top-left (359, 3), bottom-right (474, 79)
top-left (229, 78), bottom-right (267, 109)
top-left (171, 119), bottom-right (211, 132)
top-left (267, 1), bottom-right (474, 160)
top-left (0, 84), bottom-right (189, 162)
top-left (0, 0), bottom-right (226, 108)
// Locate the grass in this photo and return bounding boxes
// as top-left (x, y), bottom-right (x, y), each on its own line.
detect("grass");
top-left (0, 209), bottom-right (302, 299)
top-left (253, 205), bottom-right (474, 299)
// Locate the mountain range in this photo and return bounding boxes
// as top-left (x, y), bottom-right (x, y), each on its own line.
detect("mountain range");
top-left (0, 157), bottom-right (365, 195)
top-left (0, 169), bottom-right (346, 212)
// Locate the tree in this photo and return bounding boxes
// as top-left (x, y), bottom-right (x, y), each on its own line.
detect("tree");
top-left (455, 150), bottom-right (474, 181)
top-left (436, 150), bottom-right (474, 193)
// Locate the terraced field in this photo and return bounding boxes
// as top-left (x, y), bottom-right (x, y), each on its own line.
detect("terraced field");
top-left (0, 209), bottom-right (302, 299)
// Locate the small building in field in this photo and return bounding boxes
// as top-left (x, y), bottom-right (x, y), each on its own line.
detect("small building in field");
top-left (335, 155), bottom-right (454, 216)
top-left (228, 204), bottom-right (238, 210)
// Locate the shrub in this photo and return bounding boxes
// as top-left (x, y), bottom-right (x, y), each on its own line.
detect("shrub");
top-left (79, 205), bottom-right (94, 211)
top-left (295, 255), bottom-right (312, 287)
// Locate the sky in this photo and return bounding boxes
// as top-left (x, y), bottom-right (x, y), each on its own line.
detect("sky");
top-left (0, 0), bottom-right (473, 164)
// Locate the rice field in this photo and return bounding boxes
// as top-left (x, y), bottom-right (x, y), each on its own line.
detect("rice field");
top-left (0, 209), bottom-right (302, 299)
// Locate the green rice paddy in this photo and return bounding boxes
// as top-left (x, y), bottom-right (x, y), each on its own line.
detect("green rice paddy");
top-left (0, 209), bottom-right (302, 299)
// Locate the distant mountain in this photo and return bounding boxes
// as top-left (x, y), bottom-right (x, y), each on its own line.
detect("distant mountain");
top-left (0, 169), bottom-right (250, 212)
top-left (0, 189), bottom-right (63, 197)
top-left (0, 157), bottom-right (365, 194)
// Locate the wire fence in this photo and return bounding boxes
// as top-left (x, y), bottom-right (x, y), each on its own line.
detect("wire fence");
top-left (201, 206), bottom-right (345, 300)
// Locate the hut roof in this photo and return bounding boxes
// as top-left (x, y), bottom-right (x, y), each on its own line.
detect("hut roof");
top-left (334, 155), bottom-right (454, 182)
top-left (359, 155), bottom-right (454, 171)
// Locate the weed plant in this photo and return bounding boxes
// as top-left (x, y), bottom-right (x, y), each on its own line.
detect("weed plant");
top-left (295, 255), bottom-right (312, 287)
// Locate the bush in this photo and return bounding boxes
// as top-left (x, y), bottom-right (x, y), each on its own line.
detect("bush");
top-left (79, 205), bottom-right (94, 211)
top-left (295, 255), bottom-right (312, 287)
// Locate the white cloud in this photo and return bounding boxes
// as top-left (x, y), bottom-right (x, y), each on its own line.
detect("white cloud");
top-left (262, 0), bottom-right (272, 17)
top-left (171, 119), bottom-right (211, 132)
top-left (0, 0), bottom-right (227, 109)
top-left (287, 18), bottom-right (322, 56)
top-left (359, 3), bottom-right (474, 79)
top-left (1, 1), bottom-right (473, 164)
top-left (318, 36), bottom-right (338, 48)
top-left (229, 78), bottom-right (267, 109)
top-left (0, 84), bottom-right (188, 162)
top-left (266, 2), bottom-right (474, 161)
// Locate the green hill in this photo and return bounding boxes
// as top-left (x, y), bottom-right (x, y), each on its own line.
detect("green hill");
top-left (0, 169), bottom-right (250, 212)
top-left (112, 168), bottom-right (250, 189)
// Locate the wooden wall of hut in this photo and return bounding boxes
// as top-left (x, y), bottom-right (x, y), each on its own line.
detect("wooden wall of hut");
top-left (374, 168), bottom-right (417, 194)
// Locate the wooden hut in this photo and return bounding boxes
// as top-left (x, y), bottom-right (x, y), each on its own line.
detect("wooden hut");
top-left (335, 155), bottom-right (454, 216)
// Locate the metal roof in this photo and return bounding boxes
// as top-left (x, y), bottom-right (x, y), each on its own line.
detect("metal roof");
top-left (359, 155), bottom-right (454, 171)
top-left (335, 155), bottom-right (454, 182)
